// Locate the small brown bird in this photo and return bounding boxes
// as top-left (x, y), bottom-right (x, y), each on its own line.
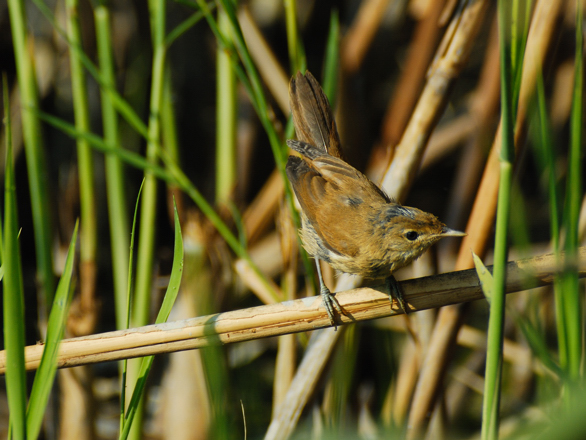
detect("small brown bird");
top-left (286, 71), bottom-right (465, 328)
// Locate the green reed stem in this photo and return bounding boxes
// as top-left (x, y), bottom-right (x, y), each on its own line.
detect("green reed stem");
top-left (94, 2), bottom-right (131, 329)
top-left (481, 1), bottom-right (520, 438)
top-left (7, 0), bottom-right (55, 319)
top-left (66, 0), bottom-right (97, 268)
top-left (561, 0), bottom-right (583, 382)
top-left (216, 5), bottom-right (238, 206)
top-left (2, 75), bottom-right (27, 440)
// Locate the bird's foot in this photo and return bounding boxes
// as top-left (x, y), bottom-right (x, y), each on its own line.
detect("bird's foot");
top-left (386, 276), bottom-right (408, 314)
top-left (320, 285), bottom-right (343, 330)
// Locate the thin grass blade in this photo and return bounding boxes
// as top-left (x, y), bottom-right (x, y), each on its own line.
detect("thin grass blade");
top-left (26, 222), bottom-right (79, 439)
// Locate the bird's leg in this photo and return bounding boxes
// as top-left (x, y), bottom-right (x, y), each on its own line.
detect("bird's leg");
top-left (386, 275), bottom-right (408, 314)
top-left (315, 259), bottom-right (343, 329)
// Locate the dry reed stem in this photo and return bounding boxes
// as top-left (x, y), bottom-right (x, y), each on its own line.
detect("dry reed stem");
top-left (1, 249), bottom-right (581, 374)
top-left (380, 0), bottom-right (489, 203)
top-left (242, 168), bottom-right (284, 244)
top-left (419, 113), bottom-right (478, 171)
top-left (391, 339), bottom-right (421, 425)
top-left (273, 333), bottom-right (296, 418)
top-left (272, 206), bottom-right (299, 415)
top-left (389, 253), bottom-right (437, 423)
top-left (436, 14), bottom-right (500, 264)
top-left (444, 350), bottom-right (487, 420)
top-left (246, 231), bottom-right (284, 278)
top-left (265, 326), bottom-right (341, 440)
top-left (239, 7), bottom-right (289, 113)
top-left (341, 0), bottom-right (393, 74)
top-left (407, 1), bottom-right (565, 437)
top-left (551, 60), bottom-right (575, 127)
top-left (239, 8), bottom-right (292, 246)
top-left (380, 0), bottom-right (446, 147)
top-left (379, 319), bottom-right (542, 375)
top-left (234, 259), bottom-right (283, 304)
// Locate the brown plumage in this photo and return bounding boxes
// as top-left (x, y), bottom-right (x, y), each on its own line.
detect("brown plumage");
top-left (286, 72), bottom-right (464, 328)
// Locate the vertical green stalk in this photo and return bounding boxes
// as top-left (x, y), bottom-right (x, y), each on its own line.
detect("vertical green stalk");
top-left (211, 4), bottom-right (236, 437)
top-left (94, 2), bottom-right (130, 329)
top-left (128, 0), bottom-right (166, 437)
top-left (481, 1), bottom-right (517, 438)
top-left (561, 0), bottom-right (583, 382)
top-left (2, 77), bottom-right (27, 440)
top-left (7, 0), bottom-right (55, 318)
top-left (201, 0), bottom-right (289, 185)
top-left (215, 4), bottom-right (237, 206)
top-left (284, 0), bottom-right (301, 74)
top-left (66, 0), bottom-right (97, 293)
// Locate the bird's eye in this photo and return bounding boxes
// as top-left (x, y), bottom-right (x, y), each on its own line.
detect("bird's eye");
top-left (405, 231), bottom-right (418, 241)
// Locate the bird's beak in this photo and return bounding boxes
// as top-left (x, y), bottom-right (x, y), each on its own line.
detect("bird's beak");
top-left (441, 227), bottom-right (467, 237)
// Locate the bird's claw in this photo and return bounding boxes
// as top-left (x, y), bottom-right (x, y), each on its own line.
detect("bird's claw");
top-left (320, 285), bottom-right (343, 330)
top-left (387, 276), bottom-right (408, 314)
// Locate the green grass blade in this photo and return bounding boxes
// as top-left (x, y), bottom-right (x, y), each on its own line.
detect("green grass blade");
top-left (120, 200), bottom-right (184, 439)
top-left (154, 202), bottom-right (184, 325)
top-left (34, 111), bottom-right (175, 182)
top-left (473, 252), bottom-right (494, 303)
top-left (510, 308), bottom-right (564, 380)
top-left (533, 72), bottom-right (568, 374)
top-left (120, 180), bottom-right (144, 433)
top-left (26, 222), bottom-right (79, 439)
top-left (322, 9), bottom-right (340, 104)
top-left (2, 76), bottom-right (28, 440)
top-left (165, 6), bottom-right (213, 47)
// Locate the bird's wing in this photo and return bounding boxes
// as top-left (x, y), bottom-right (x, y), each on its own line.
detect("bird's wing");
top-left (286, 146), bottom-right (388, 258)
